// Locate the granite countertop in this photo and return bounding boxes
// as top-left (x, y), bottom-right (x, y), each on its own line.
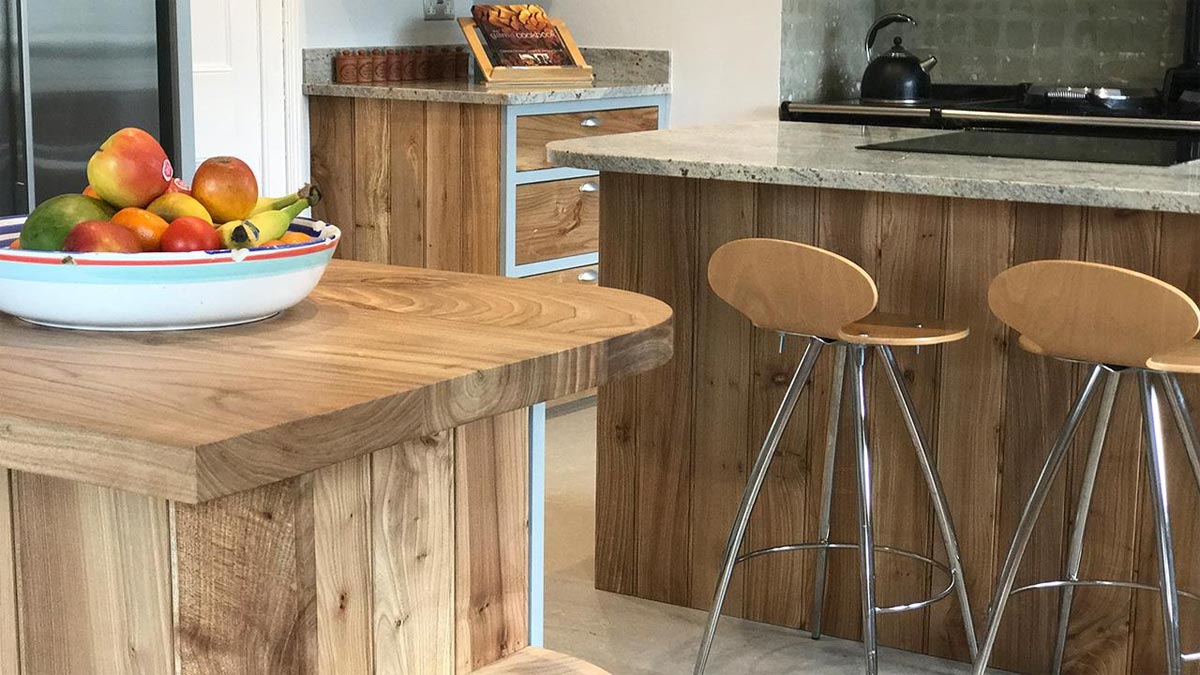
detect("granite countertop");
top-left (303, 79), bottom-right (670, 106)
top-left (547, 121), bottom-right (1200, 214)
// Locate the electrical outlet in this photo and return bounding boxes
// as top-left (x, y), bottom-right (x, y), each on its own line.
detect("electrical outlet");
top-left (423, 0), bottom-right (455, 21)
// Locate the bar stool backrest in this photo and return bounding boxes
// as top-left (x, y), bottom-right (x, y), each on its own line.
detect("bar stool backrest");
top-left (708, 238), bottom-right (878, 338)
top-left (989, 260), bottom-right (1200, 369)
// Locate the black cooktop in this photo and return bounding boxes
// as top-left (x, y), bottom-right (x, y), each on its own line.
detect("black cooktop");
top-left (861, 130), bottom-right (1200, 166)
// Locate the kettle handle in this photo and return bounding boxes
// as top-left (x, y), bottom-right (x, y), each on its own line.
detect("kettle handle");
top-left (864, 13), bottom-right (918, 64)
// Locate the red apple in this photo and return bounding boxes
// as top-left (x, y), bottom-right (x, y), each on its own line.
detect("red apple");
top-left (62, 220), bottom-right (142, 253)
top-left (192, 156), bottom-right (258, 223)
top-left (86, 128), bottom-right (173, 209)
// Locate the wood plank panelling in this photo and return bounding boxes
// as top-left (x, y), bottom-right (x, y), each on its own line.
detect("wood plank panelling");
top-left (0, 471), bottom-right (17, 675)
top-left (992, 203), bottom-right (1084, 673)
top-left (455, 410), bottom-right (530, 673)
top-left (460, 104), bottom-right (504, 275)
top-left (742, 184), bottom-right (818, 628)
top-left (1069, 208), bottom-right (1158, 675)
top-left (308, 97), bottom-right (503, 275)
top-left (387, 101), bottom-right (428, 268)
top-left (13, 472), bottom-right (174, 675)
top-left (598, 176), bottom-right (1200, 671)
top-left (688, 180), bottom-right (756, 615)
top-left (313, 456), bottom-right (373, 675)
top-left (812, 188), bottom-right (881, 642)
top-left (1137, 214), bottom-right (1200, 675)
top-left (353, 99), bottom-right (393, 264)
top-left (373, 434), bottom-right (455, 675)
top-left (175, 478), bottom-right (308, 675)
top-left (515, 107), bottom-right (659, 172)
top-left (634, 175), bottom-right (696, 606)
top-left (872, 193), bottom-right (946, 653)
top-left (933, 199), bottom-right (1013, 663)
top-left (595, 172), bottom-right (642, 596)
top-left (310, 97), bottom-right (356, 260)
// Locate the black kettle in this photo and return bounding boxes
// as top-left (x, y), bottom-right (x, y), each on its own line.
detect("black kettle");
top-left (860, 13), bottom-right (937, 105)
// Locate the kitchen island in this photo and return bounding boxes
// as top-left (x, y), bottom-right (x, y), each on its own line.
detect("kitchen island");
top-left (549, 121), bottom-right (1200, 674)
top-left (0, 260), bottom-right (670, 674)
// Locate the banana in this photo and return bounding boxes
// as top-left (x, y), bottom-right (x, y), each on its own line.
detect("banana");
top-left (249, 183), bottom-right (321, 216)
top-left (219, 198), bottom-right (312, 249)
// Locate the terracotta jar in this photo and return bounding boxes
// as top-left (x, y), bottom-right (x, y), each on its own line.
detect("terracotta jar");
top-left (372, 49), bottom-right (387, 83)
top-left (415, 48), bottom-right (431, 81)
top-left (356, 49), bottom-right (373, 83)
top-left (335, 50), bottom-right (358, 84)
top-left (386, 48), bottom-right (401, 82)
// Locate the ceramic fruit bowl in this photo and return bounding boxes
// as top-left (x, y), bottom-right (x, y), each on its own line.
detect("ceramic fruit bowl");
top-left (0, 215), bottom-right (341, 331)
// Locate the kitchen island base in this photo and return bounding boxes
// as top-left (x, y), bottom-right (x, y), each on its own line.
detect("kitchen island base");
top-left (0, 410), bottom-right (530, 675)
top-left (596, 173), bottom-right (1200, 674)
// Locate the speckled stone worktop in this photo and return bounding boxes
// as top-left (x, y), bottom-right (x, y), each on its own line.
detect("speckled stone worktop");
top-left (547, 121), bottom-right (1200, 214)
top-left (303, 47), bottom-right (669, 106)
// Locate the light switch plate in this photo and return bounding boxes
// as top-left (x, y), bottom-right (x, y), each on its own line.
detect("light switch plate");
top-left (423, 0), bottom-right (455, 20)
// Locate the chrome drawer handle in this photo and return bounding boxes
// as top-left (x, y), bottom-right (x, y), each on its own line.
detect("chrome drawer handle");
top-left (579, 181), bottom-right (599, 193)
top-left (580, 116), bottom-right (602, 128)
top-left (578, 269), bottom-right (599, 283)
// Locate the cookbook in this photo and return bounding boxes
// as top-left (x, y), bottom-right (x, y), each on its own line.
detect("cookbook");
top-left (470, 4), bottom-right (576, 68)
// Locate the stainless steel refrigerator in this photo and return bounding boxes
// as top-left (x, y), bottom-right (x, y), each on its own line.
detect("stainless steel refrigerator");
top-left (0, 0), bottom-right (185, 217)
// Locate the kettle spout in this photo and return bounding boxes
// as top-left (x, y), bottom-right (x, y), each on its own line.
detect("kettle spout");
top-left (920, 55), bottom-right (938, 72)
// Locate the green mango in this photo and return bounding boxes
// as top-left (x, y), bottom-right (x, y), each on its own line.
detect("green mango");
top-left (20, 195), bottom-right (117, 251)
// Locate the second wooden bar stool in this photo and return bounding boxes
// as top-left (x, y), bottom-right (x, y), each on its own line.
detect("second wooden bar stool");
top-left (694, 239), bottom-right (978, 675)
top-left (975, 260), bottom-right (1200, 675)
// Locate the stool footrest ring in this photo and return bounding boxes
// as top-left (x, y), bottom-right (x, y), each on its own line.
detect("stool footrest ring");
top-left (736, 542), bottom-right (957, 615)
top-left (1010, 578), bottom-right (1200, 662)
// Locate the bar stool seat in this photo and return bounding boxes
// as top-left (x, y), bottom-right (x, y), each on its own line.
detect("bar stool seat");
top-left (975, 259), bottom-right (1200, 675)
top-left (839, 311), bottom-right (970, 346)
top-left (695, 239), bottom-right (977, 675)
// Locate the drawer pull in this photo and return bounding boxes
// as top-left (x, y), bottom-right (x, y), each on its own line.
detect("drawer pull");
top-left (580, 116), bottom-right (602, 128)
top-left (579, 181), bottom-right (599, 193)
top-left (578, 269), bottom-right (599, 283)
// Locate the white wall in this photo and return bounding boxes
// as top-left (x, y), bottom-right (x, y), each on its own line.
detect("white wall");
top-left (303, 0), bottom-right (784, 127)
top-left (543, 0), bottom-right (783, 126)
top-left (305, 0), bottom-right (467, 48)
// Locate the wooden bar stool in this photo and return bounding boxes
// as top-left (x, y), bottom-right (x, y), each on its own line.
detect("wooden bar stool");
top-left (975, 260), bottom-right (1200, 675)
top-left (694, 239), bottom-right (978, 675)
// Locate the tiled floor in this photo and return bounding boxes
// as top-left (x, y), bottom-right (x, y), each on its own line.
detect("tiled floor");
top-left (543, 401), bottom-right (995, 675)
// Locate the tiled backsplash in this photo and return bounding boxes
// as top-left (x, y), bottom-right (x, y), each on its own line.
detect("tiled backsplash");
top-left (783, 0), bottom-right (1188, 101)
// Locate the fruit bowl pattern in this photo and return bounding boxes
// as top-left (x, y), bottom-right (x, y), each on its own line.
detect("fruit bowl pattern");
top-left (0, 216), bottom-right (340, 331)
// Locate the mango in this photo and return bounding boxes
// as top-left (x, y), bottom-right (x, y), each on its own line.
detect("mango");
top-left (147, 193), bottom-right (212, 224)
top-left (19, 195), bottom-right (116, 251)
top-left (86, 128), bottom-right (173, 209)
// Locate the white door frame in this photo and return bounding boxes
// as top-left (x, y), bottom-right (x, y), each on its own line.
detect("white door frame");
top-left (178, 0), bottom-right (305, 194)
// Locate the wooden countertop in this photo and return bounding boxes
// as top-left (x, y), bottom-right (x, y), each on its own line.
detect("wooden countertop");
top-left (0, 260), bottom-right (672, 503)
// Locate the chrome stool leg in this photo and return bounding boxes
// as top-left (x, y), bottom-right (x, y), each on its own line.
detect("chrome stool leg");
top-left (693, 337), bottom-right (825, 675)
top-left (810, 344), bottom-right (848, 640)
top-left (1162, 373), bottom-right (1200, 495)
top-left (973, 365), bottom-right (1107, 675)
top-left (1051, 371), bottom-right (1121, 674)
top-left (849, 345), bottom-right (879, 675)
top-left (1139, 373), bottom-right (1185, 675)
top-left (878, 346), bottom-right (979, 660)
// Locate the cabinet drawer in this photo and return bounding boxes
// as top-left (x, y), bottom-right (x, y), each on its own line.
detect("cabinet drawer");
top-left (516, 177), bottom-right (599, 265)
top-left (516, 107), bottom-right (659, 171)
top-left (527, 265), bottom-right (600, 286)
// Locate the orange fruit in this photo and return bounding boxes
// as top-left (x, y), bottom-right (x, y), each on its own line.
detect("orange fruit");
top-left (111, 208), bottom-right (170, 252)
top-left (279, 232), bottom-right (312, 245)
top-left (9, 239), bottom-right (19, 249)
top-left (257, 239), bottom-right (286, 247)
top-left (82, 185), bottom-right (101, 199)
